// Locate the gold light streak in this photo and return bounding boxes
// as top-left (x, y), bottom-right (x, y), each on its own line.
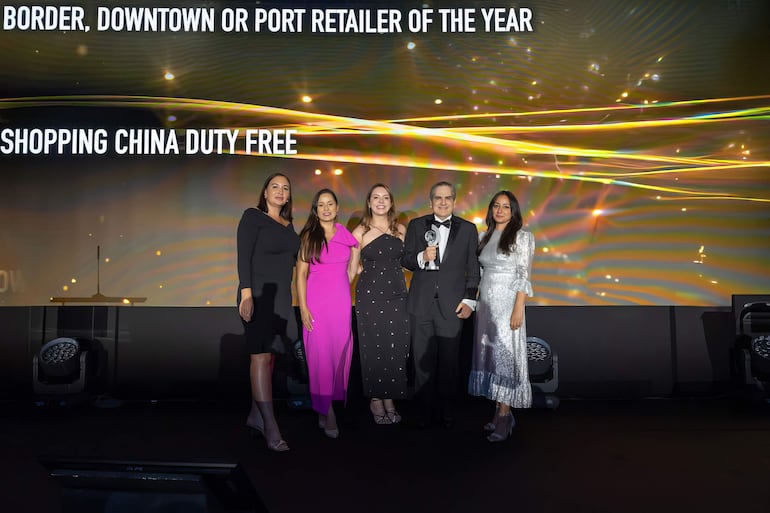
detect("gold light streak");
top-left (386, 95), bottom-right (770, 123)
top-left (2, 95), bottom-right (768, 204)
top-left (435, 109), bottom-right (770, 134)
top-left (234, 149), bottom-right (768, 202)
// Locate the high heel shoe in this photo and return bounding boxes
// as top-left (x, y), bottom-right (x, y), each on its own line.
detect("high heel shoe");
top-left (487, 413), bottom-right (515, 442)
top-left (265, 438), bottom-right (290, 452)
top-left (324, 407), bottom-right (340, 438)
top-left (369, 399), bottom-right (392, 425)
top-left (385, 408), bottom-right (402, 424)
top-left (318, 415), bottom-right (327, 429)
top-left (249, 423), bottom-right (289, 451)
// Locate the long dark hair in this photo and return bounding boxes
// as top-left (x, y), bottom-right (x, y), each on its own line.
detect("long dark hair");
top-left (477, 190), bottom-right (523, 256)
top-left (359, 183), bottom-right (400, 236)
top-left (299, 188), bottom-right (338, 263)
top-left (257, 173), bottom-right (293, 222)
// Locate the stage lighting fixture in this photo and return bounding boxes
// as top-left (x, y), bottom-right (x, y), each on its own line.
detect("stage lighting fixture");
top-left (527, 336), bottom-right (560, 409)
top-left (741, 302), bottom-right (770, 378)
top-left (750, 336), bottom-right (770, 370)
top-left (732, 301), bottom-right (770, 403)
top-left (287, 339), bottom-right (312, 410)
top-left (38, 337), bottom-right (81, 378)
top-left (33, 337), bottom-right (105, 399)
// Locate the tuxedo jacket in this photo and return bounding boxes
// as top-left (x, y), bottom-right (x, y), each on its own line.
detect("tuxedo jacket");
top-left (402, 214), bottom-right (481, 317)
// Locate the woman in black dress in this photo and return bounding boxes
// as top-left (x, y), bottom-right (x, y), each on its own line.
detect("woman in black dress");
top-left (352, 184), bottom-right (410, 424)
top-left (237, 173), bottom-right (299, 452)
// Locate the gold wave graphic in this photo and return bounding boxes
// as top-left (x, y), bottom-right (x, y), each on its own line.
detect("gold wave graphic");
top-left (2, 95), bottom-right (768, 203)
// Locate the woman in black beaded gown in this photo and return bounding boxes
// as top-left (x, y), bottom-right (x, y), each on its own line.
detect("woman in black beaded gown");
top-left (352, 184), bottom-right (410, 424)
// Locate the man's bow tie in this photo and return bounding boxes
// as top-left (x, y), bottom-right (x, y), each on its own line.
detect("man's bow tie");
top-left (434, 219), bottom-right (451, 229)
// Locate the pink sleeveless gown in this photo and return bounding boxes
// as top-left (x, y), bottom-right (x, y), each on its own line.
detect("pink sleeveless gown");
top-left (303, 224), bottom-right (358, 415)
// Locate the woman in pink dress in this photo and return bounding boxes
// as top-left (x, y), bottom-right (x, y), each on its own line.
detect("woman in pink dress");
top-left (296, 189), bottom-right (360, 438)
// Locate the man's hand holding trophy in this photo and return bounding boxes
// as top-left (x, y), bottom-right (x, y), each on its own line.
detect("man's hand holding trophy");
top-left (424, 229), bottom-right (440, 271)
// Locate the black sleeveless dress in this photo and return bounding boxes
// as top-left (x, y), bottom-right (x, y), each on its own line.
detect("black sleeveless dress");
top-left (236, 208), bottom-right (300, 354)
top-left (354, 234), bottom-right (410, 399)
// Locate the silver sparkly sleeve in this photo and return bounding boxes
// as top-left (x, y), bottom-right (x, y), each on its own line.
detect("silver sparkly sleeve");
top-left (511, 230), bottom-right (534, 297)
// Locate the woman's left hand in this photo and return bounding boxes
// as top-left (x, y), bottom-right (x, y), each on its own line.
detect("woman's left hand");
top-left (510, 308), bottom-right (524, 331)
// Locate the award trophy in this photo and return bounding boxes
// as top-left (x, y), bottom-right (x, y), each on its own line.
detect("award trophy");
top-left (424, 229), bottom-right (440, 271)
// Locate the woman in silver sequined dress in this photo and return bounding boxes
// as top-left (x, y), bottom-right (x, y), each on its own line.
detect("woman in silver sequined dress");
top-left (468, 190), bottom-right (535, 442)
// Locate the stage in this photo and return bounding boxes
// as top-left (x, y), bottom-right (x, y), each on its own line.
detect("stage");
top-left (2, 299), bottom-right (769, 511)
top-left (2, 396), bottom-right (769, 513)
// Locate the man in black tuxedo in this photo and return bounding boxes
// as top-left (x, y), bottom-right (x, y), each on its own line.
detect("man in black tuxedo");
top-left (402, 181), bottom-right (480, 428)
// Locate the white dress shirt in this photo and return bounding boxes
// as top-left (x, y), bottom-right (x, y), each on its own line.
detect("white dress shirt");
top-left (417, 215), bottom-right (476, 311)
top-left (418, 215), bottom-right (452, 268)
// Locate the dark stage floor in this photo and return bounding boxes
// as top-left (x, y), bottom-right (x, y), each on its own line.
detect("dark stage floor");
top-left (2, 395), bottom-right (770, 513)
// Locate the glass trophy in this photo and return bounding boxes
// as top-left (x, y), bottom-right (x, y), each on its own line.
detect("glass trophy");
top-left (424, 229), bottom-right (439, 271)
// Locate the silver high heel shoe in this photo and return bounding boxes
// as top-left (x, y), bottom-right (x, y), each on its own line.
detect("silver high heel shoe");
top-left (370, 399), bottom-right (393, 425)
top-left (385, 408), bottom-right (402, 424)
top-left (487, 413), bottom-right (515, 442)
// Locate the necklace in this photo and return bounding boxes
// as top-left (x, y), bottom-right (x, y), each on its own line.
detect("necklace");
top-left (370, 224), bottom-right (388, 234)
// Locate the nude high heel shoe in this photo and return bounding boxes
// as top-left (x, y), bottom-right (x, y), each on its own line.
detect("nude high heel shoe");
top-left (266, 438), bottom-right (290, 452)
top-left (323, 407), bottom-right (339, 438)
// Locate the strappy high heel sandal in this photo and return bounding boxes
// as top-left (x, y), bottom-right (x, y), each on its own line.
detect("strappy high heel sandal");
top-left (370, 399), bottom-right (393, 425)
top-left (385, 408), bottom-right (402, 424)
